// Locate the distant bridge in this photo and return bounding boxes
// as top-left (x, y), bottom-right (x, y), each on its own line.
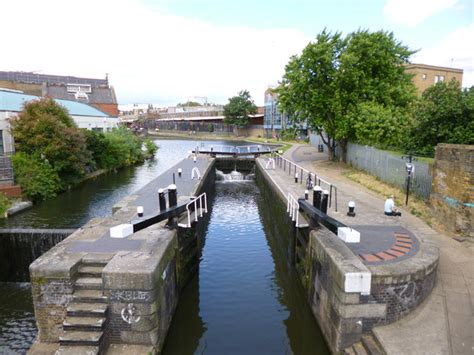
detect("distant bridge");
top-left (192, 144), bottom-right (277, 157)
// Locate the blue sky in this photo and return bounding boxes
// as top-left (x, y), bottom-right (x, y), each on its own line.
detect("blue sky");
top-left (1, 0), bottom-right (472, 107)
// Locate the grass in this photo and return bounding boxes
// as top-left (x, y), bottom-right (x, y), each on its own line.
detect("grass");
top-left (341, 167), bottom-right (449, 234)
top-left (384, 148), bottom-right (434, 165)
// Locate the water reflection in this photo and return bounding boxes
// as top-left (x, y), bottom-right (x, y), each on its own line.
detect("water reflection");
top-left (163, 179), bottom-right (328, 354)
top-left (0, 283), bottom-right (36, 354)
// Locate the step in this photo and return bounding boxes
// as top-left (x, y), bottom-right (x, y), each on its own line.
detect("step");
top-left (56, 345), bottom-right (99, 355)
top-left (352, 341), bottom-right (368, 355)
top-left (67, 303), bottom-right (108, 317)
top-left (72, 290), bottom-right (108, 304)
top-left (75, 277), bottom-right (103, 290)
top-left (59, 330), bottom-right (103, 346)
top-left (81, 254), bottom-right (113, 267)
top-left (63, 316), bottom-right (105, 331)
top-left (78, 266), bottom-right (104, 278)
top-left (361, 335), bottom-right (384, 355)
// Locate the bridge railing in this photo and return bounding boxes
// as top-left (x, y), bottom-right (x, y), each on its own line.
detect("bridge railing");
top-left (195, 144), bottom-right (273, 154)
top-left (273, 153), bottom-right (338, 212)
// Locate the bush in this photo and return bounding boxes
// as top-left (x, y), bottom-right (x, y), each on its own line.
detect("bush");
top-left (11, 98), bottom-right (91, 189)
top-left (0, 193), bottom-right (10, 217)
top-left (143, 138), bottom-right (158, 157)
top-left (208, 123), bottom-right (214, 133)
top-left (12, 152), bottom-right (61, 201)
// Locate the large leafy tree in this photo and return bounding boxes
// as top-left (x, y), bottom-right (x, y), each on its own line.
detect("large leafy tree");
top-left (278, 29), bottom-right (416, 160)
top-left (223, 90), bottom-right (257, 128)
top-left (11, 98), bottom-right (91, 189)
top-left (408, 82), bottom-right (474, 156)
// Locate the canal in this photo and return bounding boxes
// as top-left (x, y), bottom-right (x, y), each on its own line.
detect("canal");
top-left (0, 139), bottom-right (328, 354)
top-left (163, 178), bottom-right (328, 354)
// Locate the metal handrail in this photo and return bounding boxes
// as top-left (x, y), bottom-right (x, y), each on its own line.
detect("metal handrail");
top-left (276, 153), bottom-right (338, 212)
top-left (184, 193), bottom-right (208, 228)
top-left (287, 193), bottom-right (300, 227)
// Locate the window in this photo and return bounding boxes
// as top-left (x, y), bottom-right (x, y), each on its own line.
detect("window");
top-left (434, 75), bottom-right (445, 83)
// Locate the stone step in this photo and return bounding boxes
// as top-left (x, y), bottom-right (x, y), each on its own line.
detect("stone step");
top-left (78, 266), bottom-right (104, 278)
top-left (56, 345), bottom-right (99, 355)
top-left (72, 290), bottom-right (108, 304)
top-left (63, 316), bottom-right (105, 331)
top-left (75, 277), bottom-right (103, 290)
top-left (352, 341), bottom-right (368, 355)
top-left (81, 254), bottom-right (113, 267)
top-left (67, 303), bottom-right (108, 317)
top-left (361, 335), bottom-right (384, 355)
top-left (59, 330), bottom-right (103, 346)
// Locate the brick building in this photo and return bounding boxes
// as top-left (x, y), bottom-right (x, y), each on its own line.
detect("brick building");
top-left (404, 63), bottom-right (463, 95)
top-left (0, 71), bottom-right (119, 116)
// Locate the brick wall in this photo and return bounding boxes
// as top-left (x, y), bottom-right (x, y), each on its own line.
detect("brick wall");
top-left (431, 144), bottom-right (473, 239)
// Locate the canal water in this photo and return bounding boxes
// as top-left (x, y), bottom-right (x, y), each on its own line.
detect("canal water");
top-left (0, 139), bottom-right (328, 354)
top-left (163, 179), bottom-right (328, 354)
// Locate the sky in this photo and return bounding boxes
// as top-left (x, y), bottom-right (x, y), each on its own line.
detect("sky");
top-left (0, 0), bottom-right (472, 107)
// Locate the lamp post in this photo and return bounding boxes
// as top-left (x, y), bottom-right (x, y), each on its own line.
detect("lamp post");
top-left (402, 154), bottom-right (416, 205)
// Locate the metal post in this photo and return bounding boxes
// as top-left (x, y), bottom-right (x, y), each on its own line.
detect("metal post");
top-left (313, 186), bottom-right (323, 210)
top-left (321, 190), bottom-right (329, 214)
top-left (158, 188), bottom-right (166, 211)
top-left (168, 184), bottom-right (177, 208)
top-left (294, 173), bottom-right (298, 183)
top-left (178, 168), bottom-right (182, 177)
top-left (300, 168), bottom-right (303, 184)
top-left (305, 190), bottom-right (309, 200)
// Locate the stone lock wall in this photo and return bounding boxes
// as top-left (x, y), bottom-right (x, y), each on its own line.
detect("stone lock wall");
top-left (431, 144), bottom-right (473, 239)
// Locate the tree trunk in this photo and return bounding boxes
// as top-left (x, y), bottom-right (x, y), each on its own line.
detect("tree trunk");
top-left (339, 140), bottom-right (348, 163)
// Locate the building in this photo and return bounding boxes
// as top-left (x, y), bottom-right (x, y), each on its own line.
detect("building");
top-left (404, 63), bottom-right (463, 94)
top-left (0, 88), bottom-right (119, 154)
top-left (0, 71), bottom-right (119, 116)
top-left (263, 87), bottom-right (290, 137)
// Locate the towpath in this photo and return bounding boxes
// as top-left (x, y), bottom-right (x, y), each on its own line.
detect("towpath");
top-left (283, 143), bottom-right (473, 355)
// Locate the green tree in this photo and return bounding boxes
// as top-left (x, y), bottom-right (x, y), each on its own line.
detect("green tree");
top-left (12, 152), bottom-right (61, 201)
top-left (278, 29), bottom-right (416, 160)
top-left (408, 82), bottom-right (474, 156)
top-left (223, 90), bottom-right (257, 128)
top-left (11, 98), bottom-right (91, 189)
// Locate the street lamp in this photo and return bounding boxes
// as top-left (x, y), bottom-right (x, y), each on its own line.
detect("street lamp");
top-left (402, 154), bottom-right (417, 205)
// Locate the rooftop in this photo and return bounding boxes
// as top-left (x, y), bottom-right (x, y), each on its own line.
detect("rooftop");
top-left (0, 89), bottom-right (111, 117)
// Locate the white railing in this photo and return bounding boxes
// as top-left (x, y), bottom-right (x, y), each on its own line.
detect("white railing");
top-left (195, 144), bottom-right (273, 154)
top-left (287, 193), bottom-right (300, 227)
top-left (181, 193), bottom-right (208, 228)
top-left (276, 153), bottom-right (338, 212)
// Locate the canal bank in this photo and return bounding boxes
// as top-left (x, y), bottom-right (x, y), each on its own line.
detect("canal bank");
top-left (280, 144), bottom-right (473, 355)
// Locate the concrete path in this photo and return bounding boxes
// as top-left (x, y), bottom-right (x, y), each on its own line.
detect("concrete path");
top-left (283, 144), bottom-right (473, 355)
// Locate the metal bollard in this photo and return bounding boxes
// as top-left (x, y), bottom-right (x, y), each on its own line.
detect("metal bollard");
top-left (321, 190), bottom-right (329, 214)
top-left (347, 201), bottom-right (356, 217)
top-left (178, 168), bottom-right (182, 177)
top-left (137, 206), bottom-right (144, 217)
top-left (305, 190), bottom-right (309, 200)
top-left (168, 184), bottom-right (177, 208)
top-left (295, 173), bottom-right (298, 183)
top-left (193, 156), bottom-right (197, 163)
top-left (158, 188), bottom-right (166, 211)
top-left (313, 186), bottom-right (323, 210)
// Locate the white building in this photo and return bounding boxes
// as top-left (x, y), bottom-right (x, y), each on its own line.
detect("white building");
top-left (0, 88), bottom-right (119, 153)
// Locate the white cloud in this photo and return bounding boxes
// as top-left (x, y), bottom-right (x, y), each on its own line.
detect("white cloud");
top-left (384, 0), bottom-right (459, 26)
top-left (412, 23), bottom-right (474, 87)
top-left (0, 0), bottom-right (310, 106)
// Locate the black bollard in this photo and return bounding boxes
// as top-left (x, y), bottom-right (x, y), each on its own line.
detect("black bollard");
top-left (294, 173), bottom-right (298, 183)
top-left (321, 190), bottom-right (329, 214)
top-left (158, 188), bottom-right (166, 211)
top-left (168, 184), bottom-right (177, 208)
top-left (178, 168), bottom-right (182, 177)
top-left (137, 206), bottom-right (144, 217)
top-left (305, 190), bottom-right (309, 200)
top-left (313, 186), bottom-right (323, 210)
